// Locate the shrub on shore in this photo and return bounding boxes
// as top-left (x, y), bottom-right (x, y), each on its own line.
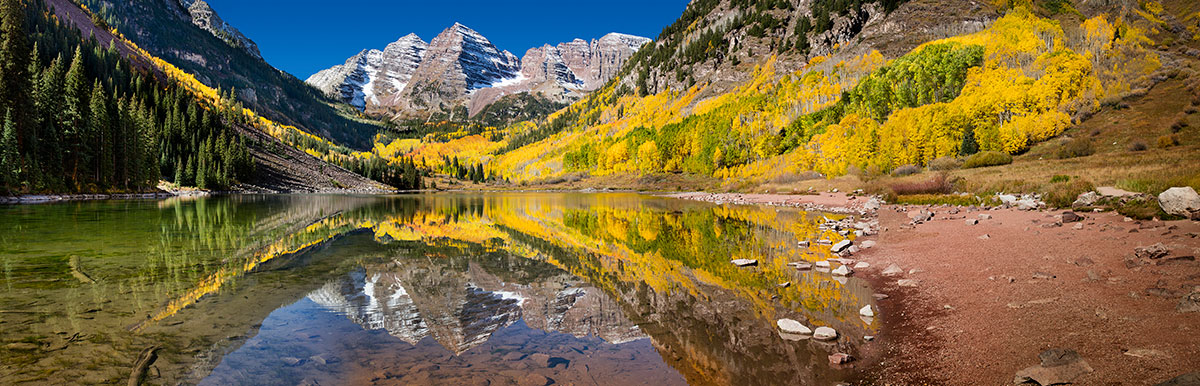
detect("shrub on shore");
top-left (927, 157), bottom-right (962, 171)
top-left (890, 173), bottom-right (954, 196)
top-left (891, 164), bottom-right (921, 177)
top-left (1055, 138), bottom-right (1095, 159)
top-left (963, 151), bottom-right (1013, 168)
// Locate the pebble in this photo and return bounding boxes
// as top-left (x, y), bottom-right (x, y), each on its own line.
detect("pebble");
top-left (978, 234), bottom-right (991, 240)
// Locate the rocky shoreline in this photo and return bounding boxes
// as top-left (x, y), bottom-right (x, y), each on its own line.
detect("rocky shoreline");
top-left (670, 191), bottom-right (1200, 385)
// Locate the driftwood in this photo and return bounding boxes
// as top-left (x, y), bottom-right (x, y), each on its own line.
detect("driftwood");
top-left (127, 346), bottom-right (160, 386)
top-left (69, 256), bottom-right (96, 284)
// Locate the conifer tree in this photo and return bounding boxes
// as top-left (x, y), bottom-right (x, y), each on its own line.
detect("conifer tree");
top-left (1, 109), bottom-right (17, 190)
top-left (0, 0), bottom-right (30, 148)
top-left (88, 80), bottom-right (109, 184)
top-left (64, 46), bottom-right (87, 183)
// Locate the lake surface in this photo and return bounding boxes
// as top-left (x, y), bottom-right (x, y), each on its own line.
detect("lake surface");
top-left (0, 193), bottom-right (877, 385)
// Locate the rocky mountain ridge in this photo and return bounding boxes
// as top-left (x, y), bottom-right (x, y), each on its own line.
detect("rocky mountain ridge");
top-left (306, 23), bottom-right (650, 118)
top-left (177, 0), bottom-right (262, 59)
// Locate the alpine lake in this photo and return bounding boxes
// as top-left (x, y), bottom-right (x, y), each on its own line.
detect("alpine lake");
top-left (0, 193), bottom-right (879, 385)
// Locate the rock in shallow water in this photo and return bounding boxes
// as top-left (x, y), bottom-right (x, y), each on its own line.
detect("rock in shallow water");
top-left (731, 259), bottom-right (757, 267)
top-left (882, 263), bottom-right (904, 276)
top-left (776, 318), bottom-right (812, 334)
top-left (828, 352), bottom-right (853, 365)
top-left (832, 240), bottom-right (853, 253)
top-left (859, 305), bottom-right (874, 317)
top-left (1013, 348), bottom-right (1093, 385)
top-left (832, 265), bottom-right (853, 276)
top-left (813, 326), bottom-right (838, 341)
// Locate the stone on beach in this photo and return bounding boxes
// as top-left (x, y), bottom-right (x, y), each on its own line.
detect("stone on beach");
top-left (831, 240), bottom-right (853, 253)
top-left (1158, 187), bottom-right (1200, 217)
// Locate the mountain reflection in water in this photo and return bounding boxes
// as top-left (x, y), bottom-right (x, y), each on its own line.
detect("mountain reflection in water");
top-left (0, 193), bottom-right (877, 385)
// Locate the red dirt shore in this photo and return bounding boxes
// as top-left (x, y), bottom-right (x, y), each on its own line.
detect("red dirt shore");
top-left (674, 192), bottom-right (1200, 385)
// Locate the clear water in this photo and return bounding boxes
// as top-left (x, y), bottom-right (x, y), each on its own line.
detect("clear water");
top-left (0, 193), bottom-right (877, 385)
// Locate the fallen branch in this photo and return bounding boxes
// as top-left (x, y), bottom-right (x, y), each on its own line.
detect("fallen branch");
top-left (127, 345), bottom-right (160, 386)
top-left (69, 256), bottom-right (96, 284)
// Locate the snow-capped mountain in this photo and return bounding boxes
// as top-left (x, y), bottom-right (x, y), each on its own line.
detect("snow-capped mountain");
top-left (306, 23), bottom-right (650, 117)
top-left (177, 0), bottom-right (261, 59)
top-left (305, 34), bottom-right (427, 109)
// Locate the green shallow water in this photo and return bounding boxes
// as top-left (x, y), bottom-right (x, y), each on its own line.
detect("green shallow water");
top-left (0, 193), bottom-right (877, 385)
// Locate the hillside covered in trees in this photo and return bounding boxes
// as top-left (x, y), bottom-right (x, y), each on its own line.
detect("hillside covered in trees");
top-left (0, 0), bottom-right (252, 193)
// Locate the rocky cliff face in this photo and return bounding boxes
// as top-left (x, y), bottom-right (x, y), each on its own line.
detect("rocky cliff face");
top-left (177, 0), bottom-right (261, 59)
top-left (305, 34), bottom-right (427, 109)
top-left (306, 24), bottom-right (649, 118)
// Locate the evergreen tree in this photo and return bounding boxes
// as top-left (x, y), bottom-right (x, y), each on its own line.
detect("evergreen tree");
top-left (0, 0), bottom-right (30, 151)
top-left (63, 46), bottom-right (87, 183)
top-left (36, 55), bottom-right (64, 181)
top-left (88, 80), bottom-right (109, 184)
top-left (1, 108), bottom-right (17, 190)
top-left (960, 126), bottom-right (979, 156)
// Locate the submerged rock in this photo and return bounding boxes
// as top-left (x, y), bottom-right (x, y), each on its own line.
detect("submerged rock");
top-left (776, 318), bottom-right (812, 335)
top-left (832, 265), bottom-right (853, 276)
top-left (813, 326), bottom-right (838, 341)
top-left (1013, 348), bottom-right (1093, 385)
top-left (828, 352), bottom-right (854, 365)
top-left (731, 259), bottom-right (757, 267)
top-left (831, 240), bottom-right (853, 253)
top-left (1179, 290), bottom-right (1200, 313)
top-left (1155, 372), bottom-right (1200, 386)
top-left (882, 263), bottom-right (904, 276)
top-left (859, 305), bottom-right (874, 317)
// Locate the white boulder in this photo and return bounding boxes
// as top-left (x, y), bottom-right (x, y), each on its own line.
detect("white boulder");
top-left (1158, 187), bottom-right (1200, 217)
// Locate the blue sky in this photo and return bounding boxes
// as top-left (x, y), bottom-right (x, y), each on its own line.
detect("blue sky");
top-left (205, 0), bottom-right (689, 79)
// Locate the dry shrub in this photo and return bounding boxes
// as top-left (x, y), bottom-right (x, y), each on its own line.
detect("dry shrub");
top-left (770, 171), bottom-right (823, 184)
top-left (1128, 141), bottom-right (1148, 151)
top-left (1172, 115), bottom-right (1189, 132)
top-left (1055, 138), bottom-right (1095, 159)
top-left (890, 173), bottom-right (953, 195)
top-left (928, 157), bottom-right (962, 171)
top-left (1156, 134), bottom-right (1180, 148)
top-left (891, 164), bottom-right (921, 177)
top-left (963, 151), bottom-right (1013, 168)
top-left (1044, 178), bottom-right (1095, 208)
